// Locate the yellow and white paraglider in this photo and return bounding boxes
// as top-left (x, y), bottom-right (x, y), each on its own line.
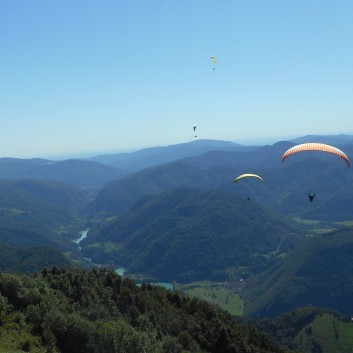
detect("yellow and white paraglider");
top-left (210, 55), bottom-right (218, 70)
top-left (233, 173), bottom-right (264, 183)
top-left (233, 173), bottom-right (264, 201)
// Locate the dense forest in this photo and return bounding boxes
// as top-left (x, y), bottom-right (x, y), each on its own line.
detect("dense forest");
top-left (0, 267), bottom-right (294, 353)
top-left (243, 227), bottom-right (353, 317)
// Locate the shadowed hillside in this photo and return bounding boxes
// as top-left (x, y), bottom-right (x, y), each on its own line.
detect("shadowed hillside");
top-left (0, 179), bottom-right (87, 248)
top-left (243, 227), bottom-right (353, 317)
top-left (0, 245), bottom-right (70, 272)
top-left (82, 188), bottom-right (307, 282)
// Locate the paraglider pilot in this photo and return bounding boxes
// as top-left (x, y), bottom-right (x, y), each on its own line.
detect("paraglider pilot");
top-left (308, 193), bottom-right (315, 202)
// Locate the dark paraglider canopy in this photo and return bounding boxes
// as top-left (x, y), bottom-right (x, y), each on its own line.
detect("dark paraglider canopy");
top-left (193, 125), bottom-right (197, 138)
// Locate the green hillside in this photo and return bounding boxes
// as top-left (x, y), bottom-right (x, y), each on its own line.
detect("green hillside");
top-left (244, 227), bottom-right (353, 317)
top-left (0, 245), bottom-right (70, 273)
top-left (0, 267), bottom-right (294, 353)
top-left (175, 281), bottom-right (245, 316)
top-left (242, 307), bottom-right (353, 353)
top-left (0, 179), bottom-right (87, 249)
top-left (82, 187), bottom-right (307, 282)
top-left (295, 312), bottom-right (353, 353)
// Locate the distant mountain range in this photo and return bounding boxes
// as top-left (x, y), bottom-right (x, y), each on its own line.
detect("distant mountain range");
top-left (87, 139), bottom-right (248, 170)
top-left (86, 138), bottom-right (353, 220)
top-left (0, 134), bottom-right (352, 192)
top-left (0, 157), bottom-right (126, 192)
top-left (87, 134), bottom-right (353, 169)
top-left (290, 133), bottom-right (353, 145)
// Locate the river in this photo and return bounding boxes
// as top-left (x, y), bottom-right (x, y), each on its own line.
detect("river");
top-left (73, 228), bottom-right (89, 251)
top-left (73, 229), bottom-right (173, 289)
top-left (73, 229), bottom-right (127, 275)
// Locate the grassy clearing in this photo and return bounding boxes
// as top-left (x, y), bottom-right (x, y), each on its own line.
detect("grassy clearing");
top-left (175, 281), bottom-right (244, 316)
top-left (334, 220), bottom-right (353, 227)
top-left (88, 241), bottom-right (121, 253)
top-left (295, 313), bottom-right (353, 353)
top-left (292, 217), bottom-right (353, 235)
top-left (293, 217), bottom-right (321, 225)
top-left (293, 217), bottom-right (353, 229)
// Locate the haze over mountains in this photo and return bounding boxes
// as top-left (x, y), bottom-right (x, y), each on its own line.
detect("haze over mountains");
top-left (88, 139), bottom-right (246, 171)
top-left (87, 136), bottom-right (353, 220)
top-left (0, 133), bottom-right (353, 321)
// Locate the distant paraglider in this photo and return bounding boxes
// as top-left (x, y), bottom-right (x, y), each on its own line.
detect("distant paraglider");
top-left (281, 143), bottom-right (350, 168)
top-left (308, 193), bottom-right (316, 202)
top-left (234, 173), bottom-right (263, 202)
top-left (210, 55), bottom-right (218, 70)
top-left (193, 125), bottom-right (197, 138)
top-left (233, 173), bottom-right (264, 183)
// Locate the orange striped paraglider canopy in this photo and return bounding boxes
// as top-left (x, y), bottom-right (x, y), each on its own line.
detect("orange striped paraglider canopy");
top-left (281, 143), bottom-right (350, 167)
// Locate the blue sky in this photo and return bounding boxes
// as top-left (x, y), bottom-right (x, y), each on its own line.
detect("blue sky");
top-left (1, 0), bottom-right (353, 158)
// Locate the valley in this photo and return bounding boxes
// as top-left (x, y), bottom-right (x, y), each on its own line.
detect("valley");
top-left (1, 136), bottom-right (353, 352)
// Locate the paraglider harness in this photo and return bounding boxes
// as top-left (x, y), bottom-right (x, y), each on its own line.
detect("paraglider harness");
top-left (308, 193), bottom-right (315, 202)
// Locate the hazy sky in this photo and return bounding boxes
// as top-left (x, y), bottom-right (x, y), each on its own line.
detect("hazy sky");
top-left (1, 1), bottom-right (353, 158)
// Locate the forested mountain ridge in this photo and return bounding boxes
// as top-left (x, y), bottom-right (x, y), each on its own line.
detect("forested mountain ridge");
top-left (87, 141), bottom-right (353, 220)
top-left (0, 267), bottom-right (295, 353)
top-left (0, 245), bottom-right (70, 272)
top-left (290, 133), bottom-right (353, 145)
top-left (0, 179), bottom-right (87, 249)
top-left (82, 188), bottom-right (307, 282)
top-left (88, 139), bottom-right (248, 170)
top-left (243, 227), bottom-right (353, 317)
top-left (0, 178), bottom-right (87, 209)
top-left (88, 134), bottom-right (353, 170)
top-left (0, 157), bottom-right (126, 191)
